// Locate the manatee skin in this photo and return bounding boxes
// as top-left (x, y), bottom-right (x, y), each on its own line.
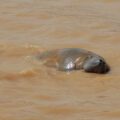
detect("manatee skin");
top-left (36, 48), bottom-right (110, 74)
top-left (83, 56), bottom-right (110, 74)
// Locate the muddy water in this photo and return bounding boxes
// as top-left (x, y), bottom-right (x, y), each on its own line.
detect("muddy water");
top-left (0, 0), bottom-right (120, 120)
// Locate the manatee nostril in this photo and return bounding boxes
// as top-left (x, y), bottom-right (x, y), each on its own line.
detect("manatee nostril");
top-left (99, 59), bottom-right (105, 65)
top-left (99, 59), bottom-right (103, 63)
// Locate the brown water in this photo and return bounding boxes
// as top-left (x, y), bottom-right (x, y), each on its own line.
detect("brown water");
top-left (0, 0), bottom-right (120, 120)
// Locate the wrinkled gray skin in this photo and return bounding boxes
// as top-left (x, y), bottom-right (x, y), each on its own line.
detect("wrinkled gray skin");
top-left (37, 48), bottom-right (110, 74)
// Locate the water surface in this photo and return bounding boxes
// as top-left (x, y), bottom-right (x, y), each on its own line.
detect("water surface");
top-left (0, 0), bottom-right (120, 120)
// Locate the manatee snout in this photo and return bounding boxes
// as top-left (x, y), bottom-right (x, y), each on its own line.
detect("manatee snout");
top-left (83, 57), bottom-right (110, 74)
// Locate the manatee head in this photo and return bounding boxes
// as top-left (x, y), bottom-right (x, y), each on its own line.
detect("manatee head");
top-left (83, 56), bottom-right (110, 74)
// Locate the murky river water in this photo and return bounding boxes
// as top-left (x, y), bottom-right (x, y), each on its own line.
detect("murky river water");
top-left (0, 0), bottom-right (120, 120)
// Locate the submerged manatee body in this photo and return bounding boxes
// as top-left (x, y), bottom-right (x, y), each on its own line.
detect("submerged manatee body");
top-left (36, 48), bottom-right (110, 74)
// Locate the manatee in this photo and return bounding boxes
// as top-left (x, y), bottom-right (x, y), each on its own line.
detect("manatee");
top-left (36, 48), bottom-right (110, 74)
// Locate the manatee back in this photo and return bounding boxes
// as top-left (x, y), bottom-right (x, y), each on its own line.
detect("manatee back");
top-left (37, 48), bottom-right (92, 71)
